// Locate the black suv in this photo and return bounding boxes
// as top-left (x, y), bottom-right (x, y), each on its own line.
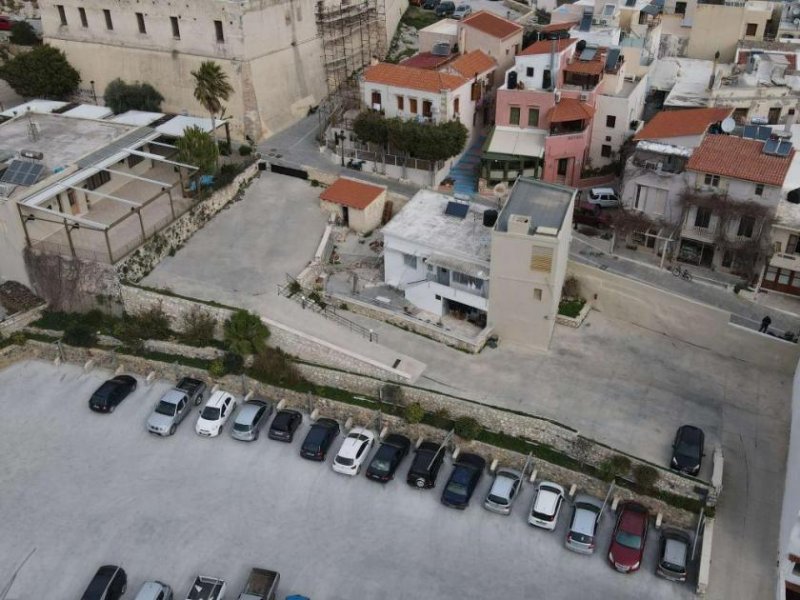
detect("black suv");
top-left (441, 453), bottom-right (486, 509)
top-left (406, 440), bottom-right (447, 489)
top-left (81, 565), bottom-right (127, 600)
top-left (268, 409), bottom-right (303, 442)
top-left (366, 434), bottom-right (411, 483)
top-left (89, 375), bottom-right (137, 413)
top-left (300, 417), bottom-right (340, 460)
top-left (435, 1), bottom-right (455, 16)
top-left (670, 425), bottom-right (705, 475)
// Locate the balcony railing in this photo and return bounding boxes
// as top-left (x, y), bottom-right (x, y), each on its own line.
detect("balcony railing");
top-left (425, 272), bottom-right (489, 298)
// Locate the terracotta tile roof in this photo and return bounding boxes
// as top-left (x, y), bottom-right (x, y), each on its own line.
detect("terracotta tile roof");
top-left (400, 52), bottom-right (453, 70)
top-left (447, 50), bottom-right (497, 78)
top-left (520, 36), bottom-right (577, 56)
top-left (461, 10), bottom-right (522, 40)
top-left (634, 107), bottom-right (734, 141)
top-left (319, 177), bottom-right (385, 210)
top-left (563, 56), bottom-right (604, 75)
top-left (548, 97), bottom-right (595, 123)
top-left (538, 20), bottom-right (578, 33)
top-left (687, 134), bottom-right (794, 186)
top-left (364, 62), bottom-right (467, 93)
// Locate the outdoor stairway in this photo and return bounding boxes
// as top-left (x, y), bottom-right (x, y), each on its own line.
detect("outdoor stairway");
top-left (448, 134), bottom-right (485, 196)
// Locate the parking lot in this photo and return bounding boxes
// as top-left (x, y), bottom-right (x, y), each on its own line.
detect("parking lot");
top-left (0, 359), bottom-right (695, 599)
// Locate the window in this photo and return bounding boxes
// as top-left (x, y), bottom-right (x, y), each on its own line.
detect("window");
top-left (601, 144), bottom-right (612, 157)
top-left (533, 288), bottom-right (542, 301)
top-left (84, 171), bottom-right (111, 191)
top-left (745, 23), bottom-right (757, 36)
top-left (103, 9), bottom-right (113, 30)
top-left (136, 12), bottom-right (146, 33)
top-left (789, 234), bottom-right (800, 254)
top-left (528, 107), bottom-right (539, 127)
top-left (737, 215), bottom-right (755, 238)
top-left (452, 271), bottom-right (484, 289)
top-left (694, 206), bottom-right (711, 228)
top-left (526, 66), bottom-right (534, 77)
top-left (171, 16), bottom-right (180, 39)
top-left (396, 96), bottom-right (404, 111)
top-left (409, 98), bottom-right (418, 114)
top-left (704, 173), bottom-right (720, 187)
top-left (403, 254), bottom-right (417, 269)
top-left (422, 100), bottom-right (432, 118)
top-left (371, 91), bottom-right (381, 109)
top-left (57, 5), bottom-right (67, 25)
top-left (127, 154), bottom-right (144, 169)
top-left (214, 19), bottom-right (224, 42)
top-left (606, 115), bottom-right (616, 128)
top-left (755, 183), bottom-right (764, 196)
top-left (509, 106), bottom-right (520, 125)
top-left (78, 7), bottom-right (87, 27)
top-left (453, 97), bottom-right (459, 115)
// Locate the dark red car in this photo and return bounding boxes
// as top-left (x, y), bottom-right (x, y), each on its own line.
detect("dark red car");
top-left (608, 502), bottom-right (649, 573)
top-left (573, 201), bottom-right (614, 229)
top-left (0, 16), bottom-right (14, 30)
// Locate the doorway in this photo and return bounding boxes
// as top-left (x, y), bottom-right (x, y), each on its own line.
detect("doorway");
top-left (675, 1), bottom-right (686, 13)
top-left (768, 107), bottom-right (782, 125)
top-left (341, 205), bottom-right (349, 226)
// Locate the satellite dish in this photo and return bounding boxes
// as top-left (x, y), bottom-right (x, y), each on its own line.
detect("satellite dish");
top-left (721, 117), bottom-right (736, 133)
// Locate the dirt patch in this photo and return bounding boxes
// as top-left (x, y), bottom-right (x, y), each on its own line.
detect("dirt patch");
top-left (0, 280), bottom-right (44, 315)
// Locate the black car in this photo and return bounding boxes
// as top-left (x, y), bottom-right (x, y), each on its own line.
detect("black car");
top-left (406, 440), bottom-right (447, 489)
top-left (81, 565), bottom-right (127, 600)
top-left (300, 417), bottom-right (340, 460)
top-left (671, 425), bottom-right (705, 475)
top-left (435, 1), bottom-right (455, 16)
top-left (422, 0), bottom-right (440, 9)
top-left (268, 409), bottom-right (303, 442)
top-left (88, 375), bottom-right (137, 413)
top-left (441, 452), bottom-right (486, 509)
top-left (366, 434), bottom-right (411, 482)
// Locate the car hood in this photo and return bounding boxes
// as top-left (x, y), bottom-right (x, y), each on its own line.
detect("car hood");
top-left (610, 540), bottom-right (641, 566)
top-left (196, 417), bottom-right (221, 432)
top-left (147, 413), bottom-right (174, 429)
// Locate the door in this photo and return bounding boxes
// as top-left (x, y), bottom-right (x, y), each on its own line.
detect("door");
top-left (768, 107), bottom-right (782, 125)
top-left (437, 267), bottom-right (449, 285)
top-left (557, 158), bottom-right (569, 176)
top-left (342, 205), bottom-right (349, 226)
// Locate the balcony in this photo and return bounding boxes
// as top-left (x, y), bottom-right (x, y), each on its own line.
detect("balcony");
top-left (681, 223), bottom-right (718, 243)
top-left (425, 272), bottom-right (489, 299)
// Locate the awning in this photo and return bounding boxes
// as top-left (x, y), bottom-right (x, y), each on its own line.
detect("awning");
top-left (155, 115), bottom-right (228, 138)
top-left (485, 126), bottom-right (546, 159)
top-left (62, 104), bottom-right (113, 120)
top-left (548, 98), bottom-right (595, 123)
top-left (426, 253), bottom-right (490, 279)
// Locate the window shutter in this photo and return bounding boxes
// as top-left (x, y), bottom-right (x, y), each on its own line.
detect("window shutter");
top-left (530, 247), bottom-right (553, 272)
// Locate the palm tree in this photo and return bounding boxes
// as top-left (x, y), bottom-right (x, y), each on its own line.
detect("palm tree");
top-left (191, 61), bottom-right (233, 155)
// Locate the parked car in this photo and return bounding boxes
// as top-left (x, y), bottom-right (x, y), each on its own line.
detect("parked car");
top-left (452, 3), bottom-right (472, 18)
top-left (0, 15), bottom-right (14, 30)
top-left (89, 375), bottom-right (137, 413)
top-left (134, 581), bottom-right (173, 600)
top-left (435, 1), bottom-right (455, 16)
top-left (528, 481), bottom-right (565, 529)
top-left (268, 409), bottom-right (303, 442)
top-left (656, 528), bottom-right (691, 582)
top-left (231, 398), bottom-right (273, 442)
top-left (300, 417), bottom-right (340, 460)
top-left (422, 0), bottom-right (440, 9)
top-left (236, 567), bottom-right (280, 600)
top-left (147, 388), bottom-right (193, 436)
top-left (671, 424), bottom-right (705, 476)
top-left (441, 452), bottom-right (486, 509)
top-left (406, 440), bottom-right (447, 489)
top-left (585, 187), bottom-right (620, 207)
top-left (186, 575), bottom-right (226, 600)
top-left (573, 201), bottom-right (614, 229)
top-left (81, 565), bottom-right (127, 600)
top-left (608, 501), bottom-right (650, 573)
top-left (366, 434), bottom-right (411, 482)
top-left (175, 376), bottom-right (207, 406)
top-left (332, 426), bottom-right (375, 475)
top-left (565, 493), bottom-right (604, 554)
top-left (195, 390), bottom-right (236, 437)
top-left (484, 467), bottom-right (523, 515)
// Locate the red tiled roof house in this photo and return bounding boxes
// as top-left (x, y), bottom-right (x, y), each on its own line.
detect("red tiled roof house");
top-left (319, 177), bottom-right (387, 234)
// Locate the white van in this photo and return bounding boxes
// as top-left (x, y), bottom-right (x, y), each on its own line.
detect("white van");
top-left (586, 187), bottom-right (620, 208)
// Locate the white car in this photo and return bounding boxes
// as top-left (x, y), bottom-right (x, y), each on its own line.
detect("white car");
top-left (585, 187), bottom-right (620, 208)
top-left (332, 427), bottom-right (375, 475)
top-left (528, 481), bottom-right (565, 530)
top-left (195, 390), bottom-right (236, 437)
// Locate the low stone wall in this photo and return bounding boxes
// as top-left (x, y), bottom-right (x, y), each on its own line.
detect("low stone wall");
top-left (0, 305), bottom-right (45, 335)
top-left (143, 339), bottom-right (223, 361)
top-left (555, 303), bottom-right (591, 328)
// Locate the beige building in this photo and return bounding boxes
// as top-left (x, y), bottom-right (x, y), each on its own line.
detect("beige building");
top-left (41, 0), bottom-right (406, 141)
top-left (687, 0), bottom-right (773, 61)
top-left (488, 178), bottom-right (576, 351)
top-left (319, 176), bottom-right (386, 233)
top-left (458, 11), bottom-right (523, 74)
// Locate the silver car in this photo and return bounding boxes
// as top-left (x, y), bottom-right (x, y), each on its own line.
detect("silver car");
top-left (146, 389), bottom-right (192, 436)
top-left (134, 581), bottom-right (173, 600)
top-left (565, 493), bottom-right (604, 554)
top-left (231, 399), bottom-right (273, 441)
top-left (484, 468), bottom-right (522, 515)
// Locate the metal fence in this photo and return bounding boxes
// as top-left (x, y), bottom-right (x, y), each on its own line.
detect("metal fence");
top-left (326, 141), bottom-right (442, 172)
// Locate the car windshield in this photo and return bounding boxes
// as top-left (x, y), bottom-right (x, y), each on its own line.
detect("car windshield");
top-left (446, 481), bottom-right (467, 496)
top-left (233, 422), bottom-right (251, 431)
top-left (155, 400), bottom-right (176, 416)
top-left (615, 530), bottom-right (643, 550)
top-left (305, 428), bottom-right (327, 446)
top-left (201, 406), bottom-right (220, 420)
top-left (370, 459), bottom-right (390, 473)
top-left (488, 493), bottom-right (509, 506)
top-left (570, 532), bottom-right (592, 544)
top-left (336, 456), bottom-right (354, 466)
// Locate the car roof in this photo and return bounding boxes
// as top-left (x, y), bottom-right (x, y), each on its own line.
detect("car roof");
top-left (619, 502), bottom-right (649, 530)
top-left (663, 536), bottom-right (689, 566)
top-left (205, 391), bottom-right (232, 407)
top-left (490, 470), bottom-right (520, 497)
top-left (591, 187), bottom-right (616, 195)
top-left (574, 493), bottom-right (604, 510)
top-left (338, 435), bottom-right (370, 459)
top-left (235, 401), bottom-right (264, 422)
top-left (678, 425), bottom-right (704, 442)
top-left (135, 581), bottom-right (166, 600)
top-left (572, 503), bottom-right (600, 535)
top-left (535, 483), bottom-right (564, 513)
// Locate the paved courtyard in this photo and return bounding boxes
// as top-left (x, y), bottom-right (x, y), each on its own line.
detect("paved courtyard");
top-left (0, 360), bottom-right (693, 600)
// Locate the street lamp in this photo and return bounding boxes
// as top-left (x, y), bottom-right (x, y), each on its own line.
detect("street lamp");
top-left (334, 131), bottom-right (346, 167)
top-left (89, 80), bottom-right (97, 105)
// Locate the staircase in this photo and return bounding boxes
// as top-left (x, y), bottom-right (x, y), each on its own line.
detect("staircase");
top-left (448, 134), bottom-right (485, 196)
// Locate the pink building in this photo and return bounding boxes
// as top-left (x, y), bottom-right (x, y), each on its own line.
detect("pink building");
top-left (481, 37), bottom-right (609, 188)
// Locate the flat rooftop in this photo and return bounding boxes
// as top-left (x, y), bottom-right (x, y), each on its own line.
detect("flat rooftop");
top-left (496, 178), bottom-right (575, 235)
top-left (381, 189), bottom-right (492, 263)
top-left (420, 17), bottom-right (459, 36)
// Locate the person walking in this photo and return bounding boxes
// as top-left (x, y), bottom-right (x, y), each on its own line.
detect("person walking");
top-left (759, 315), bottom-right (772, 333)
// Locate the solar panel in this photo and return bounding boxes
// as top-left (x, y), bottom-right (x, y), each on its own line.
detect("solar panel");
top-left (763, 138), bottom-right (780, 155)
top-left (755, 126), bottom-right (771, 141)
top-left (0, 160), bottom-right (45, 186)
top-left (579, 12), bottom-right (592, 31)
top-left (742, 125), bottom-right (757, 139)
top-left (444, 201), bottom-right (469, 219)
top-left (580, 47), bottom-right (598, 61)
top-left (777, 140), bottom-right (793, 156)
top-left (605, 47), bottom-right (621, 71)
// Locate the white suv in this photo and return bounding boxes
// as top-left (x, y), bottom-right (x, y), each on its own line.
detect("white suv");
top-left (586, 187), bottom-right (620, 208)
top-left (195, 390), bottom-right (236, 437)
top-left (528, 481), bottom-right (565, 530)
top-left (332, 427), bottom-right (375, 475)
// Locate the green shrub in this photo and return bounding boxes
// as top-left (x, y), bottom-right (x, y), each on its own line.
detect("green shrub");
top-left (63, 322), bottom-right (98, 347)
top-left (181, 306), bottom-right (217, 346)
top-left (222, 351), bottom-right (245, 375)
top-left (633, 464), bottom-right (659, 491)
top-left (9, 21), bottom-right (39, 45)
top-left (599, 454), bottom-right (632, 482)
top-left (308, 291), bottom-right (326, 308)
top-left (208, 358), bottom-right (226, 378)
top-left (558, 298), bottom-right (586, 318)
top-left (454, 416), bottom-right (482, 441)
top-left (129, 306), bottom-right (171, 340)
top-left (9, 331), bottom-right (27, 346)
top-left (427, 408), bottom-right (452, 429)
top-left (238, 144), bottom-right (253, 156)
top-left (404, 401), bottom-right (425, 424)
top-left (249, 347), bottom-right (304, 387)
top-left (287, 280), bottom-right (302, 297)
top-left (224, 310), bottom-right (269, 355)
top-left (218, 141), bottom-right (231, 156)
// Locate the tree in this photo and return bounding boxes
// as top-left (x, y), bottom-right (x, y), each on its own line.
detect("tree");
top-left (386, 118), bottom-right (418, 179)
top-left (176, 126), bottom-right (219, 175)
top-left (0, 45), bottom-right (80, 99)
top-left (9, 21), bottom-right (40, 46)
top-left (104, 78), bottom-right (164, 114)
top-left (191, 61), bottom-right (233, 157)
top-left (223, 309), bottom-right (270, 356)
top-left (353, 110), bottom-right (389, 146)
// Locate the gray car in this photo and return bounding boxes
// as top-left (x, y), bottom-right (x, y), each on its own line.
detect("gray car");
top-left (146, 389), bottom-right (192, 436)
top-left (484, 468), bottom-right (522, 515)
top-left (565, 493), bottom-right (604, 554)
top-left (231, 399), bottom-right (273, 441)
top-left (133, 581), bottom-right (172, 600)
